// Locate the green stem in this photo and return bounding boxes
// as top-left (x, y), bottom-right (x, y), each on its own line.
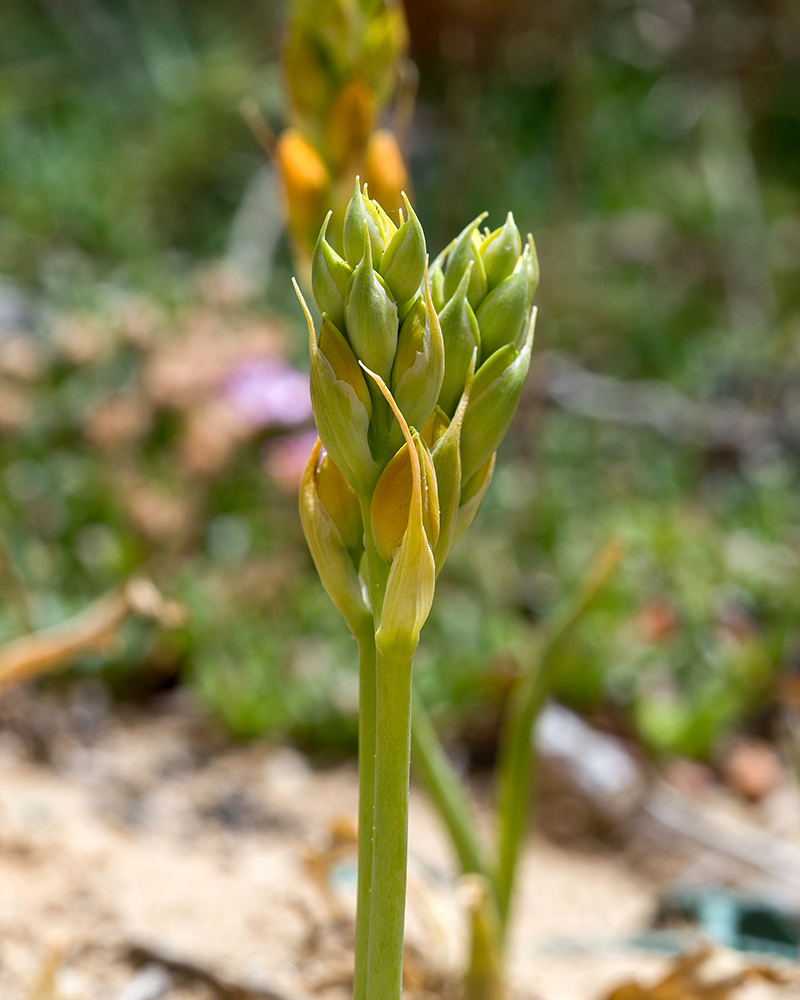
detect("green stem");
top-left (494, 648), bottom-right (547, 930)
top-left (464, 875), bottom-right (506, 1000)
top-left (366, 641), bottom-right (414, 1000)
top-left (354, 504), bottom-right (389, 1000)
top-left (495, 540), bottom-right (623, 930)
top-left (411, 687), bottom-right (489, 879)
top-left (353, 629), bottom-right (377, 1000)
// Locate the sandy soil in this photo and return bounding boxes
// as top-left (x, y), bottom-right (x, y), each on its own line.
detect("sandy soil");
top-left (0, 687), bottom-right (793, 1000)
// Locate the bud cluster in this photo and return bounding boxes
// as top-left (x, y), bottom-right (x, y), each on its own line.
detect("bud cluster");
top-left (298, 184), bottom-right (538, 651)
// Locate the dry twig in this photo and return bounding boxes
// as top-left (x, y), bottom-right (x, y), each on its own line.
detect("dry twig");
top-left (0, 579), bottom-right (186, 690)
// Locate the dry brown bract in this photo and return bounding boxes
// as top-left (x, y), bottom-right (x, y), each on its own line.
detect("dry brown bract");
top-left (603, 946), bottom-right (791, 1000)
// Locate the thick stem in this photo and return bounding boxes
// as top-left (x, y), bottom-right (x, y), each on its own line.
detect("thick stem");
top-left (411, 687), bottom-right (489, 879)
top-left (366, 641), bottom-right (414, 1000)
top-left (353, 629), bottom-right (377, 1000)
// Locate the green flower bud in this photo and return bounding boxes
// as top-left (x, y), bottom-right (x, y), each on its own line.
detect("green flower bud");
top-left (475, 252), bottom-right (529, 362)
top-left (438, 263), bottom-right (481, 417)
top-left (366, 192), bottom-right (398, 245)
top-left (524, 232), bottom-right (540, 303)
top-left (422, 405), bottom-right (450, 449)
top-left (312, 212), bottom-right (352, 331)
top-left (443, 213), bottom-right (488, 310)
top-left (318, 313), bottom-right (373, 418)
top-left (390, 266), bottom-right (444, 431)
top-left (296, 280), bottom-right (378, 495)
top-left (453, 453), bottom-right (495, 547)
top-left (480, 212), bottom-right (522, 290)
top-left (343, 179), bottom-right (385, 268)
top-left (345, 225), bottom-right (399, 381)
top-left (429, 259), bottom-right (446, 312)
top-left (380, 193), bottom-right (426, 306)
top-left (460, 308), bottom-right (536, 483)
top-left (431, 353), bottom-right (473, 570)
top-left (299, 438), bottom-right (371, 635)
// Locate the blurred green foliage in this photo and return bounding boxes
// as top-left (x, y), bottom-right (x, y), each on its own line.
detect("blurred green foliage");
top-left (2, 0), bottom-right (800, 762)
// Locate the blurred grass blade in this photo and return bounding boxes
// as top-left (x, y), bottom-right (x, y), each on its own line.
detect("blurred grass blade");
top-left (494, 539), bottom-right (624, 928)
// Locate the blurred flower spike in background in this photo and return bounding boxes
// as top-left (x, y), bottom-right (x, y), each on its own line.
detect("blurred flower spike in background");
top-left (276, 0), bottom-right (412, 280)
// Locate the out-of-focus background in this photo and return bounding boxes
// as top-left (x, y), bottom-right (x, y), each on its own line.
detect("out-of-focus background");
top-left (3, 0), bottom-right (800, 759)
top-left (3, 1), bottom-right (800, 997)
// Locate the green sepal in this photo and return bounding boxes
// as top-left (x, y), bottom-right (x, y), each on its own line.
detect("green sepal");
top-left (443, 213), bottom-right (488, 310)
top-left (524, 232), bottom-right (540, 303)
top-left (365, 188), bottom-right (398, 244)
top-left (480, 212), bottom-right (522, 290)
top-left (475, 254), bottom-right (529, 362)
top-left (343, 179), bottom-right (385, 268)
top-left (318, 312), bottom-right (373, 417)
top-left (295, 280), bottom-right (378, 497)
top-left (380, 193), bottom-right (426, 306)
top-left (376, 431), bottom-right (436, 656)
top-left (431, 351), bottom-right (474, 571)
top-left (460, 307), bottom-right (536, 483)
top-left (361, 366), bottom-right (436, 656)
top-left (345, 225), bottom-right (399, 382)
top-left (390, 265), bottom-right (444, 431)
top-left (312, 212), bottom-right (352, 330)
top-left (438, 263), bottom-right (481, 417)
top-left (299, 437), bottom-right (371, 636)
top-left (422, 405), bottom-right (450, 449)
top-left (430, 260), bottom-right (446, 312)
top-left (454, 452), bottom-right (495, 546)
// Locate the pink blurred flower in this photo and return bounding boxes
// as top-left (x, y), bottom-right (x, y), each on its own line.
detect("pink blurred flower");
top-left (263, 429), bottom-right (318, 491)
top-left (225, 357), bottom-right (312, 429)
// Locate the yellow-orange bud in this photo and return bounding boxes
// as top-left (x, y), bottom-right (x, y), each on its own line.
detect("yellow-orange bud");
top-left (364, 128), bottom-right (409, 220)
top-left (370, 435), bottom-right (439, 563)
top-left (276, 129), bottom-right (331, 241)
top-left (316, 450), bottom-right (363, 554)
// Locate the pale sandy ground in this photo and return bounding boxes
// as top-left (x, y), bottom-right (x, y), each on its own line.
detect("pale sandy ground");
top-left (0, 693), bottom-right (795, 1000)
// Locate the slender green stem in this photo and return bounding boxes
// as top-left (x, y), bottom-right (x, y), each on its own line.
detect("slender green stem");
top-left (353, 628), bottom-right (377, 1000)
top-left (494, 651), bottom-right (547, 930)
top-left (411, 688), bottom-right (490, 879)
top-left (366, 641), bottom-right (414, 1000)
top-left (495, 540), bottom-right (623, 930)
top-left (353, 504), bottom-right (390, 1000)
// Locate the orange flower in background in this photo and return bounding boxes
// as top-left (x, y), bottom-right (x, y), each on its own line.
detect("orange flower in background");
top-left (364, 127), bottom-right (409, 221)
top-left (275, 129), bottom-right (332, 262)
